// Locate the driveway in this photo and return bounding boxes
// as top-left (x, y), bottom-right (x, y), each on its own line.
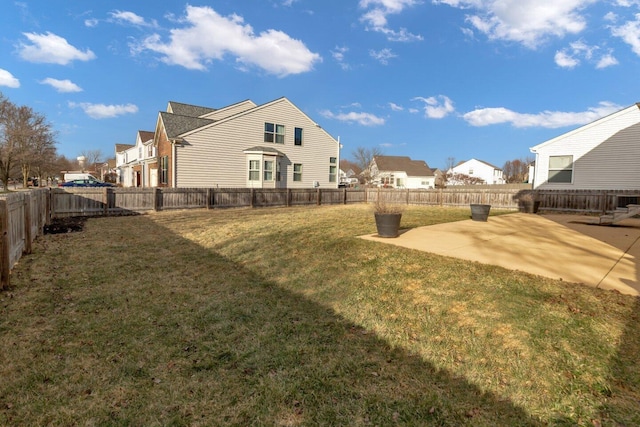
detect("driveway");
top-left (360, 213), bottom-right (640, 296)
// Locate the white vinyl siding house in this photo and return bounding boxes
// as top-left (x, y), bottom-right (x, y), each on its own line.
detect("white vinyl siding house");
top-left (169, 97), bottom-right (340, 188)
top-left (449, 159), bottom-right (505, 185)
top-left (115, 131), bottom-right (156, 187)
top-left (530, 103), bottom-right (640, 190)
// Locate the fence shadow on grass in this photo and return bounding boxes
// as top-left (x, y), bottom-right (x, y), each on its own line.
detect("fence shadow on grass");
top-left (2, 213), bottom-right (546, 426)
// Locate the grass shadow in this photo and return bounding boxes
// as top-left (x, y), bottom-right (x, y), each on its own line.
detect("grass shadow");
top-left (1, 213), bottom-right (545, 426)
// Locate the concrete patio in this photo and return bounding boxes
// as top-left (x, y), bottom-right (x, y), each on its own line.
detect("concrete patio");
top-left (360, 213), bottom-right (640, 296)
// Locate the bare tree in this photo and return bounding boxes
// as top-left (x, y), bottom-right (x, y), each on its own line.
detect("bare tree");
top-left (350, 146), bottom-right (383, 184)
top-left (0, 94), bottom-right (19, 190)
top-left (445, 171), bottom-right (486, 186)
top-left (503, 156), bottom-right (534, 183)
top-left (445, 156), bottom-right (456, 171)
top-left (0, 95), bottom-right (57, 190)
top-left (80, 149), bottom-right (104, 174)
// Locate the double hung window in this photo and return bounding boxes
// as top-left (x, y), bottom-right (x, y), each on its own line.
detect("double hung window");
top-left (264, 123), bottom-right (285, 144)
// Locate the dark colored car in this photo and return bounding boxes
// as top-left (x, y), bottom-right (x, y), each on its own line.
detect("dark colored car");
top-left (61, 178), bottom-right (114, 187)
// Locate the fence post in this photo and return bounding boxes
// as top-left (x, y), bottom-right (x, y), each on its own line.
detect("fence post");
top-left (104, 188), bottom-right (110, 216)
top-left (251, 188), bottom-right (255, 208)
top-left (287, 189), bottom-right (292, 207)
top-left (155, 188), bottom-right (163, 211)
top-left (24, 193), bottom-right (32, 255)
top-left (343, 188), bottom-right (347, 205)
top-left (207, 188), bottom-right (213, 209)
top-left (0, 199), bottom-right (10, 290)
top-left (316, 188), bottom-right (321, 205)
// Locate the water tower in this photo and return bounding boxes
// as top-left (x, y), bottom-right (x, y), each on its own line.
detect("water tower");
top-left (77, 156), bottom-right (86, 171)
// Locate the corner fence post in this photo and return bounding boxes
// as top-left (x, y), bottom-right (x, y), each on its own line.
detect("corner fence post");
top-left (0, 198), bottom-right (10, 290)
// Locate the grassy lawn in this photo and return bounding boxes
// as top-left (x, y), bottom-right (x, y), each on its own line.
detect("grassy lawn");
top-left (1, 204), bottom-right (639, 425)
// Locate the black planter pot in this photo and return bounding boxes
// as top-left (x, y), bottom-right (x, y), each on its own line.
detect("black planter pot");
top-left (519, 200), bottom-right (540, 214)
top-left (374, 213), bottom-right (402, 238)
top-left (470, 204), bottom-right (491, 222)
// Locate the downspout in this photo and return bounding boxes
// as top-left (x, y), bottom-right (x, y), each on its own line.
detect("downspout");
top-left (172, 141), bottom-right (177, 188)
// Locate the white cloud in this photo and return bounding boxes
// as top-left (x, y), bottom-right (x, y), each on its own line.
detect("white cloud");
top-left (370, 48), bottom-right (397, 64)
top-left (359, 0), bottom-right (423, 41)
top-left (332, 46), bottom-right (351, 70)
top-left (612, 13), bottom-right (640, 56)
top-left (555, 41), bottom-right (617, 69)
top-left (18, 32), bottom-right (96, 65)
top-left (134, 5), bottom-right (321, 77)
top-left (40, 78), bottom-right (82, 93)
top-left (412, 95), bottom-right (455, 119)
top-left (554, 50), bottom-right (580, 68)
top-left (69, 102), bottom-right (138, 119)
top-left (320, 109), bottom-right (385, 126)
top-left (596, 53), bottom-right (619, 68)
top-left (0, 69), bottom-right (20, 88)
top-left (110, 10), bottom-right (157, 27)
top-left (462, 101), bottom-right (622, 128)
top-left (434, 0), bottom-right (596, 49)
top-left (615, 0), bottom-right (640, 6)
top-left (389, 102), bottom-right (404, 111)
top-left (85, 18), bottom-right (99, 27)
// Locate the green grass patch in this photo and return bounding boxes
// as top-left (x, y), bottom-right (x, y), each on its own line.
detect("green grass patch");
top-left (1, 205), bottom-right (638, 425)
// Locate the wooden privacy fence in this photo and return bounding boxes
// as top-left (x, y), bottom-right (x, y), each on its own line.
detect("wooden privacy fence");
top-left (0, 189), bottom-right (49, 289)
top-left (3, 186), bottom-right (640, 290)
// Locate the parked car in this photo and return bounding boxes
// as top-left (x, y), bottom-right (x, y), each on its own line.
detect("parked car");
top-left (61, 178), bottom-right (114, 187)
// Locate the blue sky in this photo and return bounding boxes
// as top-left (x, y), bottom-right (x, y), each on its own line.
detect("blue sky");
top-left (2, 0), bottom-right (640, 169)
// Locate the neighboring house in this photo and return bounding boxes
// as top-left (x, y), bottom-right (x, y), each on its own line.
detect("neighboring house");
top-left (153, 97), bottom-right (340, 188)
top-left (432, 168), bottom-right (446, 188)
top-left (115, 144), bottom-right (134, 186)
top-left (369, 155), bottom-right (435, 189)
top-left (530, 103), bottom-right (640, 190)
top-left (99, 158), bottom-right (117, 182)
top-left (448, 159), bottom-right (505, 185)
top-left (115, 131), bottom-right (156, 187)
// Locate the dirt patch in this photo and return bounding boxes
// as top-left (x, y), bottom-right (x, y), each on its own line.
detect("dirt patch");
top-left (44, 217), bottom-right (88, 234)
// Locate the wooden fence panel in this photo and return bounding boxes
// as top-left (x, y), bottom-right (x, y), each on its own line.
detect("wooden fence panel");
top-left (51, 188), bottom-right (108, 217)
top-left (159, 188), bottom-right (208, 210)
top-left (111, 188), bottom-right (156, 214)
top-left (211, 188), bottom-right (252, 208)
top-left (290, 189), bottom-right (318, 206)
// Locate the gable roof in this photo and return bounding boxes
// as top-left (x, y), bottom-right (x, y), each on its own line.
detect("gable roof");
top-left (530, 103), bottom-right (640, 152)
top-left (455, 158), bottom-right (502, 171)
top-left (115, 143), bottom-right (134, 153)
top-left (374, 155), bottom-right (433, 177)
top-left (138, 130), bottom-right (154, 142)
top-left (179, 97), bottom-right (339, 144)
top-left (167, 101), bottom-right (216, 117)
top-left (159, 112), bottom-right (215, 140)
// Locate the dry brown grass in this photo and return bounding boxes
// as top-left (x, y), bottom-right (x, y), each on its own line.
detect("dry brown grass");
top-left (0, 204), bottom-right (638, 425)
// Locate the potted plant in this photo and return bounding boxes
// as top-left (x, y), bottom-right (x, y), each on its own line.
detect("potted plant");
top-left (517, 192), bottom-right (540, 214)
top-left (373, 198), bottom-right (404, 238)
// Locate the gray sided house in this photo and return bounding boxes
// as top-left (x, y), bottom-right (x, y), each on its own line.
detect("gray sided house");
top-left (530, 103), bottom-right (640, 190)
top-left (156, 97), bottom-right (341, 188)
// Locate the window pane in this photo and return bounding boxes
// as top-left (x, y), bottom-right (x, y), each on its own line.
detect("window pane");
top-left (265, 123), bottom-right (274, 132)
top-left (275, 134), bottom-right (284, 144)
top-left (549, 170), bottom-right (572, 183)
top-left (330, 157), bottom-right (336, 164)
top-left (294, 128), bottom-right (303, 145)
top-left (549, 155), bottom-right (572, 169)
top-left (293, 163), bottom-right (302, 181)
top-left (264, 160), bottom-right (273, 181)
top-left (264, 133), bottom-right (274, 143)
top-left (276, 124), bottom-right (285, 134)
